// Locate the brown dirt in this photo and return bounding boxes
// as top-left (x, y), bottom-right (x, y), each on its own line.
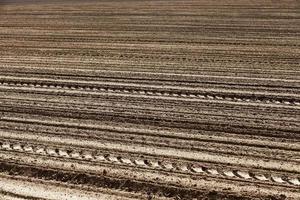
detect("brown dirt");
top-left (0, 0), bottom-right (299, 199)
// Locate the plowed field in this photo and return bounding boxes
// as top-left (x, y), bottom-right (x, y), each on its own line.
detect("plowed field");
top-left (0, 0), bottom-right (299, 199)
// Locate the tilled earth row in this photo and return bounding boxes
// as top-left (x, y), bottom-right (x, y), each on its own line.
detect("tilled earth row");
top-left (0, 0), bottom-right (299, 199)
